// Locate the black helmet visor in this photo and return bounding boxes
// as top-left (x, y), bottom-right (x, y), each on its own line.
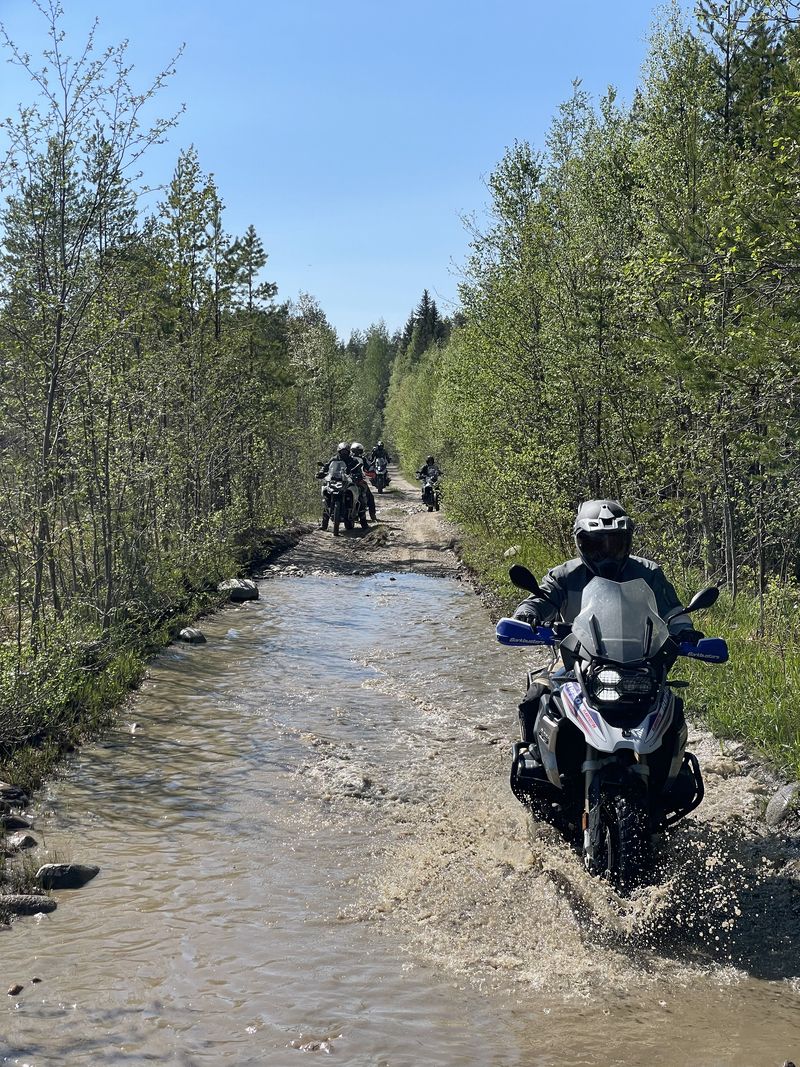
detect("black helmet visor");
top-left (576, 529), bottom-right (631, 563)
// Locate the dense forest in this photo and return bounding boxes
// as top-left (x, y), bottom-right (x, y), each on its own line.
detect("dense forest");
top-left (0, 0), bottom-right (799, 778)
top-left (389, 0), bottom-right (800, 586)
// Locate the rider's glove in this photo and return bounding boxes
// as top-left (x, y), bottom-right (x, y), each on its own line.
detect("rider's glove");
top-left (514, 610), bottom-right (541, 628)
top-left (675, 627), bottom-right (704, 646)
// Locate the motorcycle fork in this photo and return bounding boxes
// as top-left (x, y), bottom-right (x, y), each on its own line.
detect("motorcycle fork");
top-left (581, 747), bottom-right (650, 848)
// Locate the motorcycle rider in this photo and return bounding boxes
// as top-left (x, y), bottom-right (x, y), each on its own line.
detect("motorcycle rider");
top-left (513, 499), bottom-right (703, 745)
top-left (416, 455), bottom-right (440, 500)
top-left (371, 440), bottom-right (391, 464)
top-left (317, 440), bottom-right (360, 478)
top-left (351, 442), bottom-right (377, 521)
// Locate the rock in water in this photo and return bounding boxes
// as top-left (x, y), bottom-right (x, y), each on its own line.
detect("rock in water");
top-left (766, 782), bottom-right (800, 828)
top-left (178, 627), bottom-right (207, 644)
top-left (218, 578), bottom-right (259, 602)
top-left (7, 984), bottom-right (23, 996)
top-left (1, 895), bottom-right (56, 915)
top-left (36, 863), bottom-right (100, 890)
top-left (5, 831), bottom-right (37, 852)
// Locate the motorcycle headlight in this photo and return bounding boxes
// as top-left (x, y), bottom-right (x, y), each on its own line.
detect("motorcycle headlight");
top-left (589, 666), bottom-right (654, 704)
top-left (595, 669), bottom-right (622, 702)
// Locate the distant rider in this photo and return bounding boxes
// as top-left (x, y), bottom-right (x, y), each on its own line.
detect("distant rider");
top-left (416, 455), bottom-right (440, 491)
top-left (351, 442), bottom-right (377, 521)
top-left (317, 441), bottom-right (360, 478)
top-left (371, 440), bottom-right (391, 464)
top-left (513, 499), bottom-right (703, 743)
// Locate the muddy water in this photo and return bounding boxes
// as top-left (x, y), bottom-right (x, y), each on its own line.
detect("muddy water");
top-left (1, 573), bottom-right (798, 1066)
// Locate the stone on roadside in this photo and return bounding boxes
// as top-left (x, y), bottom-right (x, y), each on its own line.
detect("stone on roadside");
top-left (765, 782), bottom-right (800, 828)
top-left (178, 627), bottom-right (206, 644)
top-left (503, 545), bottom-right (521, 559)
top-left (0, 895), bottom-right (56, 916)
top-left (0, 814), bottom-right (32, 831)
top-left (218, 578), bottom-right (259, 602)
top-left (0, 782), bottom-right (28, 805)
top-left (36, 863), bottom-right (100, 890)
top-left (703, 756), bottom-right (741, 778)
top-left (5, 832), bottom-right (37, 852)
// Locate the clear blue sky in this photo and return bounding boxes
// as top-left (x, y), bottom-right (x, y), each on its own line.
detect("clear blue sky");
top-left (0, 0), bottom-right (662, 340)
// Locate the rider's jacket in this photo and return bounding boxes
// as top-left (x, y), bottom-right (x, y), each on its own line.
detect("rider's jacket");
top-left (371, 446), bottom-right (391, 463)
top-left (513, 555), bottom-right (693, 636)
top-left (417, 463), bottom-right (440, 481)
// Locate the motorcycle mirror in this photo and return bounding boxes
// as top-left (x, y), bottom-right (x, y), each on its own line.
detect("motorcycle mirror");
top-left (685, 586), bottom-right (719, 613)
top-left (509, 564), bottom-right (541, 596)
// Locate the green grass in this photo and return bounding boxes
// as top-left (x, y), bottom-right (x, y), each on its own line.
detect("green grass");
top-left (460, 527), bottom-right (800, 779)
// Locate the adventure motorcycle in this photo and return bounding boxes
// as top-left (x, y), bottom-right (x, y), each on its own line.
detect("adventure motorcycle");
top-left (319, 459), bottom-right (369, 536)
top-left (374, 456), bottom-right (391, 493)
top-left (420, 472), bottom-right (440, 512)
top-left (496, 564), bottom-right (728, 893)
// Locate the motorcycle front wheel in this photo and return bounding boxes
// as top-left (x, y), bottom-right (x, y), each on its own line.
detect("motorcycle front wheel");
top-left (591, 792), bottom-right (651, 894)
top-left (332, 499), bottom-right (342, 537)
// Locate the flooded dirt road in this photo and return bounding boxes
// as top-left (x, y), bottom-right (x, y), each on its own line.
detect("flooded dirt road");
top-left (2, 476), bottom-right (798, 1065)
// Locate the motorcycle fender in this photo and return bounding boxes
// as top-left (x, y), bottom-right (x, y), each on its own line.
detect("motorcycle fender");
top-left (560, 681), bottom-right (675, 756)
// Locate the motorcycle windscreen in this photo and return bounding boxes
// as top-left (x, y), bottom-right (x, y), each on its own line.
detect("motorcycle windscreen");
top-left (571, 577), bottom-right (670, 663)
top-left (328, 460), bottom-right (348, 479)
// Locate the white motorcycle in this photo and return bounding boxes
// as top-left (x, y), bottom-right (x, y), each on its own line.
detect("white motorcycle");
top-left (318, 460), bottom-right (368, 537)
top-left (496, 564), bottom-right (728, 892)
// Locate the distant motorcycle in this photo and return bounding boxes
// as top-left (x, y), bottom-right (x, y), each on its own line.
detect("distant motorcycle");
top-left (496, 564), bottom-right (728, 893)
top-left (319, 460), bottom-right (369, 536)
top-left (374, 456), bottom-right (391, 493)
top-left (420, 471), bottom-right (440, 512)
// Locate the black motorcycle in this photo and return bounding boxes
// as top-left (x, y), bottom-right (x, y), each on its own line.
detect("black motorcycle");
top-left (374, 456), bottom-right (390, 493)
top-left (420, 472), bottom-right (440, 512)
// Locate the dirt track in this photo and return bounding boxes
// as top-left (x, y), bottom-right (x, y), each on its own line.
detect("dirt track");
top-left (262, 467), bottom-right (462, 579)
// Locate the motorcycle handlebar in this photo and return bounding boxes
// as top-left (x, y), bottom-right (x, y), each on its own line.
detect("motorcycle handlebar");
top-left (495, 617), bottom-right (730, 663)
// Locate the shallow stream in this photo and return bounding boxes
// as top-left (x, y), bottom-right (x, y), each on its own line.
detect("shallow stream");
top-left (1, 573), bottom-right (798, 1065)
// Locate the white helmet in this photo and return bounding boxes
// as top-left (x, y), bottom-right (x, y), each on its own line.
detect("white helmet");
top-left (351, 442), bottom-right (364, 457)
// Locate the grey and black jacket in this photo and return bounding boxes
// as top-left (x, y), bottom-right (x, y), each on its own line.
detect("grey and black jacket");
top-left (513, 555), bottom-right (693, 637)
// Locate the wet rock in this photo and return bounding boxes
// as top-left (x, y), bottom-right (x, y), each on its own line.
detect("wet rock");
top-left (781, 859), bottom-right (800, 889)
top-left (218, 578), bottom-right (259, 602)
top-left (0, 814), bottom-right (32, 831)
top-left (36, 863), bottom-right (100, 889)
top-left (0, 782), bottom-right (28, 805)
top-left (503, 545), bottom-right (521, 559)
top-left (766, 782), bottom-right (800, 828)
top-left (703, 756), bottom-right (741, 778)
top-left (0, 895), bottom-right (56, 916)
top-left (178, 627), bottom-right (206, 644)
top-left (7, 984), bottom-right (23, 996)
top-left (5, 831), bottom-right (37, 852)
top-left (290, 1034), bottom-right (342, 1053)
top-left (30, 976), bottom-right (42, 984)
